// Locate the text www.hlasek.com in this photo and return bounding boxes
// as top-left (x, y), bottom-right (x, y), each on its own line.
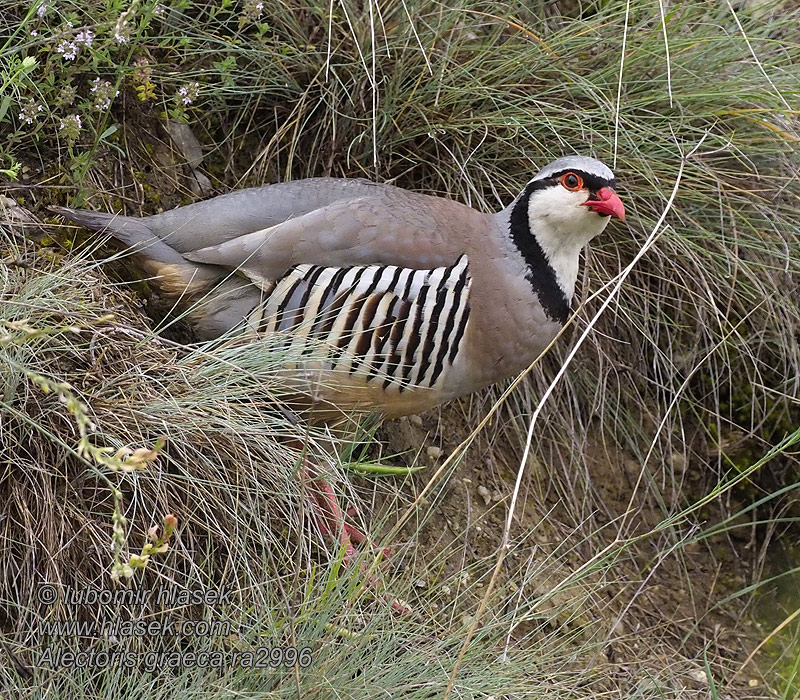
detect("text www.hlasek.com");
top-left (39, 617), bottom-right (230, 638)
top-left (40, 647), bottom-right (313, 671)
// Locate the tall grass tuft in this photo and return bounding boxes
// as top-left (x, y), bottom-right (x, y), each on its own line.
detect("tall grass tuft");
top-left (1, 0), bottom-right (799, 696)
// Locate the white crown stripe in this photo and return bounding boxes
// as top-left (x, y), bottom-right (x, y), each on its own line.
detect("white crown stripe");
top-left (533, 155), bottom-right (614, 182)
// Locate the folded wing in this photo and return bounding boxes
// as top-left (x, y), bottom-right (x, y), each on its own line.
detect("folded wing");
top-left (251, 255), bottom-right (472, 397)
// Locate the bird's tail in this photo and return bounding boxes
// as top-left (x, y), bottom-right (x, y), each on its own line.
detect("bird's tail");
top-left (50, 206), bottom-right (263, 338)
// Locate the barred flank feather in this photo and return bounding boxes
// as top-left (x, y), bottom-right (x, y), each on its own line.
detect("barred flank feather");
top-left (250, 256), bottom-right (472, 392)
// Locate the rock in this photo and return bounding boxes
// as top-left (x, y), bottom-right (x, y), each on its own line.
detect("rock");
top-left (165, 121), bottom-right (204, 168)
top-left (165, 121), bottom-right (213, 197)
top-left (688, 668), bottom-right (709, 686)
top-left (426, 445), bottom-right (442, 460)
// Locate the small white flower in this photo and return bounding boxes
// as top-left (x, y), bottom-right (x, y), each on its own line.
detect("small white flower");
top-left (59, 114), bottom-right (82, 131)
top-left (91, 78), bottom-right (119, 110)
top-left (36, 1), bottom-right (47, 18)
top-left (56, 40), bottom-right (78, 60)
top-left (75, 29), bottom-right (94, 46)
top-left (243, 0), bottom-right (263, 19)
top-left (113, 18), bottom-right (130, 43)
top-left (176, 82), bottom-right (200, 105)
top-left (31, 29), bottom-right (38, 36)
top-left (174, 82), bottom-right (200, 107)
top-left (153, 4), bottom-right (165, 16)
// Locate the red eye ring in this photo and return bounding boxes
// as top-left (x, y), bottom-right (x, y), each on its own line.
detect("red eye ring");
top-left (561, 172), bottom-right (583, 191)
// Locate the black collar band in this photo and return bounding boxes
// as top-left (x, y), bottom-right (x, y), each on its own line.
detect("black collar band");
top-left (509, 181), bottom-right (570, 324)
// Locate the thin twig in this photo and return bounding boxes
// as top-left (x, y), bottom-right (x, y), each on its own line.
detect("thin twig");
top-left (725, 0), bottom-right (792, 111)
top-left (613, 0), bottom-right (631, 169)
top-left (658, 0), bottom-right (673, 107)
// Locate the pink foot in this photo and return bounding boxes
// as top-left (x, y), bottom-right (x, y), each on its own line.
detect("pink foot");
top-left (297, 452), bottom-right (410, 614)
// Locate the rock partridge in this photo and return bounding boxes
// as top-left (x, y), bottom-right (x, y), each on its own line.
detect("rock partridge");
top-left (51, 155), bottom-right (624, 583)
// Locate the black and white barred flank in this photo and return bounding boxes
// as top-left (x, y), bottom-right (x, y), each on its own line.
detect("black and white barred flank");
top-left (248, 255), bottom-right (472, 392)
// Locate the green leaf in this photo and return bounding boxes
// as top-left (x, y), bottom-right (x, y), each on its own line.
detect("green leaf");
top-left (0, 95), bottom-right (12, 123)
top-left (98, 124), bottom-right (119, 140)
top-left (342, 461), bottom-right (425, 476)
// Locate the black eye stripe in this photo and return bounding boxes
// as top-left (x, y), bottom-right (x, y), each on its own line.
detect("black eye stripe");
top-left (548, 169), bottom-right (615, 192)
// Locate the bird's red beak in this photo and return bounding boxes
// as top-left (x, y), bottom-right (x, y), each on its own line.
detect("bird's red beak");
top-left (582, 187), bottom-right (625, 222)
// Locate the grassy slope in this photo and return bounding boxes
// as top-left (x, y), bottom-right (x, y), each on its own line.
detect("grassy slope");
top-left (1, 0), bottom-right (799, 697)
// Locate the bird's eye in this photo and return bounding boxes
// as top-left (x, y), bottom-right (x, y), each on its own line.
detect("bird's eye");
top-left (561, 172), bottom-right (583, 191)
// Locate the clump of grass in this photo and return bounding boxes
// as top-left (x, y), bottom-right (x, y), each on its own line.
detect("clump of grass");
top-left (2, 0), bottom-right (799, 697)
top-left (0, 226), bottom-right (306, 654)
top-left (2, 223), bottom-right (741, 699)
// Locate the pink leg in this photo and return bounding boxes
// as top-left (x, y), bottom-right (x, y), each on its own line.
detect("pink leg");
top-left (297, 450), bottom-right (410, 614)
top-left (305, 474), bottom-right (359, 564)
top-left (343, 508), bottom-right (391, 558)
top-left (298, 450), bottom-right (388, 559)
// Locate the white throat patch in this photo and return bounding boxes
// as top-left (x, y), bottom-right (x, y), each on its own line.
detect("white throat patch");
top-left (526, 184), bottom-right (611, 301)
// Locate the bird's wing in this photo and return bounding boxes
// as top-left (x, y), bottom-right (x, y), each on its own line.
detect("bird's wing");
top-left (183, 191), bottom-right (478, 288)
top-left (248, 254), bottom-right (473, 398)
top-left (143, 178), bottom-right (399, 253)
